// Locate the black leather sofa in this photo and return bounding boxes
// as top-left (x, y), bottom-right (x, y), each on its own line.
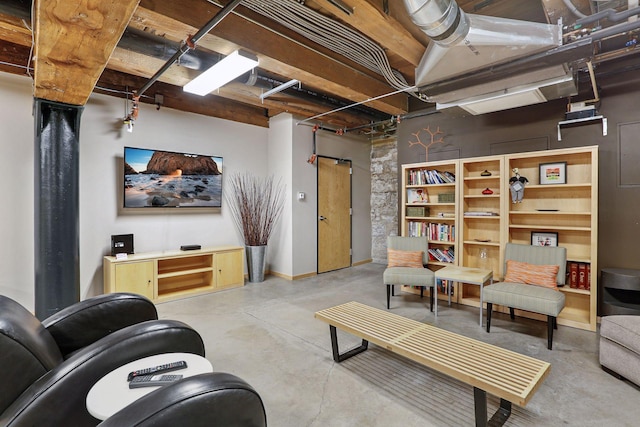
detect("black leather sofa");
top-left (0, 293), bottom-right (266, 426)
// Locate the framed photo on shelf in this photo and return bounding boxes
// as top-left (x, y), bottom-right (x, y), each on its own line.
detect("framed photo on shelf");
top-left (407, 188), bottom-right (428, 203)
top-left (539, 161), bottom-right (567, 185)
top-left (531, 231), bottom-right (558, 247)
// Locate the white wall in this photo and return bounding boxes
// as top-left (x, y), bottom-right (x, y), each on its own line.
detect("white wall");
top-left (267, 114), bottom-right (294, 276)
top-left (0, 73), bottom-right (372, 309)
top-left (0, 73), bottom-right (269, 310)
top-left (0, 74), bottom-right (35, 306)
top-left (268, 114), bottom-right (372, 278)
top-left (291, 120), bottom-right (319, 276)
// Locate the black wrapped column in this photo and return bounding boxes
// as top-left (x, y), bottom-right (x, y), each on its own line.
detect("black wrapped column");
top-left (34, 99), bottom-right (83, 319)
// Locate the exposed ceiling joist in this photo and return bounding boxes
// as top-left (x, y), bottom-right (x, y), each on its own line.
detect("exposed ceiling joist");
top-left (134, 1), bottom-right (408, 116)
top-left (309, 0), bottom-right (426, 69)
top-left (0, 0), bottom-right (637, 132)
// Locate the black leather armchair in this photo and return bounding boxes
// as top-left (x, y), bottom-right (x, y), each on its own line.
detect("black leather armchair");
top-left (99, 373), bottom-right (267, 427)
top-left (0, 293), bottom-right (205, 426)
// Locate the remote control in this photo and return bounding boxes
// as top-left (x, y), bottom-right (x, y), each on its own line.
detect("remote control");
top-left (128, 374), bottom-right (183, 389)
top-left (127, 360), bottom-right (188, 381)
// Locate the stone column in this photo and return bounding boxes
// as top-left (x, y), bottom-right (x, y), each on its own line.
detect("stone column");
top-left (370, 137), bottom-right (398, 264)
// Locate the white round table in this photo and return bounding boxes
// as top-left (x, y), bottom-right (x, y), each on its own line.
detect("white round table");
top-left (86, 352), bottom-right (213, 420)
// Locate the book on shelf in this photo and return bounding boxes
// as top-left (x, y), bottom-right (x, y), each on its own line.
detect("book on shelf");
top-left (427, 222), bottom-right (455, 242)
top-left (436, 279), bottom-right (454, 295)
top-left (407, 188), bottom-right (428, 203)
top-left (463, 211), bottom-right (498, 216)
top-left (442, 171), bottom-right (456, 183)
top-left (428, 247), bottom-right (455, 263)
top-left (408, 169), bottom-right (455, 185)
top-left (567, 261), bottom-right (591, 290)
top-left (407, 221), bottom-right (426, 237)
top-left (578, 263), bottom-right (587, 290)
top-left (408, 222), bottom-right (455, 241)
top-left (569, 262), bottom-right (578, 288)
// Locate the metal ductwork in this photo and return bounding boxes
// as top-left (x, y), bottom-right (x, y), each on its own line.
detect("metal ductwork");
top-left (403, 0), bottom-right (577, 115)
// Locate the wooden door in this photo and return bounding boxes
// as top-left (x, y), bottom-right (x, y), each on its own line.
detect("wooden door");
top-left (318, 156), bottom-right (352, 273)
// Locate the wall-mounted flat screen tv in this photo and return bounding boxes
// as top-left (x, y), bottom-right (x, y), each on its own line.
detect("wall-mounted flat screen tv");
top-left (124, 147), bottom-right (223, 208)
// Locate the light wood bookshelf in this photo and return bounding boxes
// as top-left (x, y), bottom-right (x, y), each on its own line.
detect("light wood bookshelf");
top-left (401, 159), bottom-right (459, 301)
top-left (506, 146), bottom-right (598, 331)
top-left (104, 246), bottom-right (244, 303)
top-left (399, 146), bottom-right (598, 331)
top-left (458, 155), bottom-right (507, 309)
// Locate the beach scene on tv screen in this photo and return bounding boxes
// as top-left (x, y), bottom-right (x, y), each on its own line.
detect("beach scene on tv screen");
top-left (124, 148), bottom-right (223, 208)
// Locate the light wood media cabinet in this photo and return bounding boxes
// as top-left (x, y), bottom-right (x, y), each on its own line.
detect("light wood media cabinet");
top-left (401, 146), bottom-right (598, 331)
top-left (104, 246), bottom-right (244, 303)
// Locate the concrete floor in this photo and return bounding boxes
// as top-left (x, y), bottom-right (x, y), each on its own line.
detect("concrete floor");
top-left (156, 263), bottom-right (640, 426)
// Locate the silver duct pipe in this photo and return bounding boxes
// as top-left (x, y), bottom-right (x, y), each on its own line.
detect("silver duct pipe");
top-left (423, 17), bottom-right (640, 97)
top-left (402, 0), bottom-right (577, 114)
top-left (403, 0), bottom-right (563, 90)
top-left (402, 0), bottom-right (469, 46)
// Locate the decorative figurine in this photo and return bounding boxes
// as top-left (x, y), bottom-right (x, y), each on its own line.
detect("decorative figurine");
top-left (509, 168), bottom-right (528, 203)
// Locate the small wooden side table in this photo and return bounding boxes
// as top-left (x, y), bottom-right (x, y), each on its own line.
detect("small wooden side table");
top-left (434, 265), bottom-right (493, 326)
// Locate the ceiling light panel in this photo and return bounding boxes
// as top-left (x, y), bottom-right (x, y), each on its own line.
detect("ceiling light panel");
top-left (184, 50), bottom-right (259, 96)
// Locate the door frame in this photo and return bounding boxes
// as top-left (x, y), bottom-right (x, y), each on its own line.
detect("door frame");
top-left (316, 155), bottom-right (353, 273)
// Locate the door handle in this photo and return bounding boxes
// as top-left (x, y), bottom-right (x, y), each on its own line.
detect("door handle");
top-left (318, 216), bottom-right (326, 221)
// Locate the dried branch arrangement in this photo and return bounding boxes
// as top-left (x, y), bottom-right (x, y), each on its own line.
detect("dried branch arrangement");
top-left (226, 172), bottom-right (286, 246)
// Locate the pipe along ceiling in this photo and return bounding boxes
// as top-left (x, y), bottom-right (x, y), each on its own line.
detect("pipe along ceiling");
top-left (118, 28), bottom-right (389, 121)
top-left (0, 0), bottom-right (389, 123)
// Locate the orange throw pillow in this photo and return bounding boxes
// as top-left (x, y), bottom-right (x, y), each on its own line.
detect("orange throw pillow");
top-left (387, 248), bottom-right (424, 268)
top-left (504, 260), bottom-right (559, 289)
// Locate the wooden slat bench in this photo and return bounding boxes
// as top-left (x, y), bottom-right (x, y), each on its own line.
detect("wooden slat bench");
top-left (315, 301), bottom-right (550, 427)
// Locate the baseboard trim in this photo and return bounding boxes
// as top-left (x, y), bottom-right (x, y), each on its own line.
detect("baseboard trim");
top-left (247, 262), bottom-right (371, 281)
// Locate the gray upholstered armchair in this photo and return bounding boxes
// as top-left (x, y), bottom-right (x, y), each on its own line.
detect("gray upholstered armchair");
top-left (383, 236), bottom-right (435, 311)
top-left (484, 243), bottom-right (567, 349)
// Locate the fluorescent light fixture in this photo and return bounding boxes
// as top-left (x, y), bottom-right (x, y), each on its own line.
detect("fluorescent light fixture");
top-left (260, 79), bottom-right (300, 101)
top-left (184, 50), bottom-right (259, 95)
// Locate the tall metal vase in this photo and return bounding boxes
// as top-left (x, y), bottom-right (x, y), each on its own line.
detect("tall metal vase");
top-left (246, 245), bottom-right (267, 283)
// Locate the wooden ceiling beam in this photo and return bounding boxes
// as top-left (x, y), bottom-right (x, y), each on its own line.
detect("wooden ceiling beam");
top-left (33, 0), bottom-right (140, 105)
top-left (0, 39), bottom-right (31, 76)
top-left (135, 0), bottom-right (407, 116)
top-left (97, 68), bottom-right (270, 127)
top-left (108, 47), bottom-right (374, 128)
top-left (0, 13), bottom-right (32, 47)
top-left (309, 0), bottom-right (426, 68)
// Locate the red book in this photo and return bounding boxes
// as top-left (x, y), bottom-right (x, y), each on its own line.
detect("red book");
top-left (578, 263), bottom-right (587, 289)
top-left (586, 263), bottom-right (591, 291)
top-left (570, 262), bottom-right (579, 288)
